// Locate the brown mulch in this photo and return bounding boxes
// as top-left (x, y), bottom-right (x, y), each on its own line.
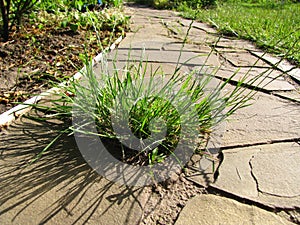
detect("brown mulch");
top-left (0, 18), bottom-right (122, 114)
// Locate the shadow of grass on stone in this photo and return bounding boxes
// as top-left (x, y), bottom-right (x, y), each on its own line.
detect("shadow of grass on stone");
top-left (0, 115), bottom-right (146, 224)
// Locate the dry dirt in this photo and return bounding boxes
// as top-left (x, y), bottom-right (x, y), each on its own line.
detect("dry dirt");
top-left (0, 17), bottom-right (122, 114)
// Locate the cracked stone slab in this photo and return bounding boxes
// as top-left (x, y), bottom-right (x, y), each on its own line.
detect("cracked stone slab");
top-left (215, 47), bottom-right (248, 53)
top-left (160, 20), bottom-right (218, 44)
top-left (220, 92), bottom-right (300, 147)
top-left (187, 31), bottom-right (219, 45)
top-left (250, 51), bottom-right (300, 83)
top-left (250, 51), bottom-right (297, 72)
top-left (175, 195), bottom-right (294, 225)
top-left (250, 144), bottom-right (300, 198)
top-left (211, 142), bottom-right (300, 209)
top-left (162, 42), bottom-right (212, 53)
top-left (221, 52), bottom-right (271, 67)
top-left (217, 38), bottom-right (257, 50)
top-left (215, 66), bottom-right (295, 91)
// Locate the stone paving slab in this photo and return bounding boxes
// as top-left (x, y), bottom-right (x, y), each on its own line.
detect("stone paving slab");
top-left (221, 52), bottom-right (271, 68)
top-left (215, 66), bottom-right (295, 91)
top-left (175, 195), bottom-right (294, 225)
top-left (114, 48), bottom-right (220, 67)
top-left (0, 118), bottom-right (147, 225)
top-left (274, 91), bottom-right (300, 103)
top-left (220, 92), bottom-right (300, 147)
top-left (250, 51), bottom-right (297, 72)
top-left (289, 68), bottom-right (300, 83)
top-left (216, 38), bottom-right (258, 50)
top-left (211, 142), bottom-right (300, 209)
top-left (250, 51), bottom-right (300, 83)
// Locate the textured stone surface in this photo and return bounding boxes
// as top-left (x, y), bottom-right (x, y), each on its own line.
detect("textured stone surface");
top-left (211, 142), bottom-right (300, 208)
top-left (114, 48), bottom-right (220, 67)
top-left (250, 51), bottom-right (296, 72)
top-left (175, 195), bottom-right (294, 225)
top-left (274, 91), bottom-right (300, 103)
top-left (217, 38), bottom-right (257, 50)
top-left (215, 67), bottom-right (295, 91)
top-left (0, 119), bottom-right (146, 225)
top-left (220, 92), bottom-right (300, 147)
top-left (250, 145), bottom-right (300, 197)
top-left (289, 68), bottom-right (300, 83)
top-left (222, 52), bottom-right (270, 67)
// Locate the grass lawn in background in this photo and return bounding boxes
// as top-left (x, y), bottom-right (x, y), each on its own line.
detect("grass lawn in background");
top-left (178, 1), bottom-right (300, 65)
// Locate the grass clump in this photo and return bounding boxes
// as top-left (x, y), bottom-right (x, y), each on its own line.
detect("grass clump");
top-left (28, 40), bottom-right (271, 170)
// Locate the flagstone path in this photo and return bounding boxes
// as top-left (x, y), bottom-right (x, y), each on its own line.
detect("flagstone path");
top-left (0, 3), bottom-right (299, 225)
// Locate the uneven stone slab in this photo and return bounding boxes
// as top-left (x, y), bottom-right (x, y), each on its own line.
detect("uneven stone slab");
top-left (215, 66), bottom-right (295, 91)
top-left (220, 92), bottom-right (300, 147)
top-left (221, 52), bottom-right (271, 67)
top-left (175, 195), bottom-right (294, 225)
top-left (120, 31), bottom-right (172, 48)
top-left (178, 19), bottom-right (218, 34)
top-left (215, 47), bottom-right (248, 53)
top-left (211, 142), bottom-right (300, 209)
top-left (162, 42), bottom-right (212, 53)
top-left (0, 119), bottom-right (147, 225)
top-left (217, 38), bottom-right (257, 50)
top-left (289, 68), bottom-right (300, 83)
top-left (187, 30), bottom-right (219, 45)
top-left (273, 91), bottom-right (300, 103)
top-left (250, 51), bottom-right (300, 83)
top-left (114, 48), bottom-right (220, 67)
top-left (250, 51), bottom-right (297, 72)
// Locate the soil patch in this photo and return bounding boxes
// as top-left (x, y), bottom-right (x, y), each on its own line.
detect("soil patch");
top-left (0, 14), bottom-right (124, 114)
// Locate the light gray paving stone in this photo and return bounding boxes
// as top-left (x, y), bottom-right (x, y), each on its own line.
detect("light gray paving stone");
top-left (211, 142), bottom-right (300, 209)
top-left (250, 143), bottom-right (300, 198)
top-left (221, 52), bottom-right (271, 67)
top-left (188, 31), bottom-right (219, 45)
top-left (113, 48), bottom-right (220, 67)
top-left (178, 19), bottom-right (218, 34)
top-left (120, 32), bottom-right (172, 48)
top-left (175, 195), bottom-right (294, 225)
top-left (289, 68), bottom-right (300, 83)
top-left (215, 47), bottom-right (248, 53)
top-left (219, 92), bottom-right (300, 147)
top-left (217, 38), bottom-right (257, 50)
top-left (162, 42), bottom-right (212, 53)
top-left (250, 51), bottom-right (297, 72)
top-left (273, 91), bottom-right (300, 103)
top-left (250, 51), bottom-right (300, 83)
top-left (215, 67), bottom-right (295, 91)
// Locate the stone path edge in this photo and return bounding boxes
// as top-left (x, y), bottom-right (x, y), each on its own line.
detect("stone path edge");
top-left (0, 36), bottom-right (124, 131)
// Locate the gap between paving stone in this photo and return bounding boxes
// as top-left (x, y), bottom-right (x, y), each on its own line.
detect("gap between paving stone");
top-left (210, 142), bottom-right (300, 209)
top-left (250, 51), bottom-right (300, 84)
